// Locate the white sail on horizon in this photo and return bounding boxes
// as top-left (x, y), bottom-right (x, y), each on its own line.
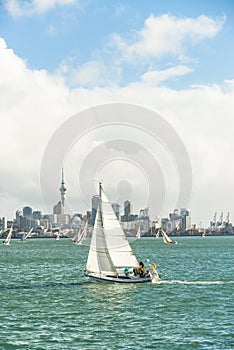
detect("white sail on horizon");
top-left (3, 226), bottom-right (13, 245)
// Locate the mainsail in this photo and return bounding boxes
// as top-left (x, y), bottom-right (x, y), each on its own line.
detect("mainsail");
top-left (74, 220), bottom-right (88, 245)
top-left (101, 189), bottom-right (139, 268)
top-left (161, 229), bottom-right (173, 244)
top-left (161, 228), bottom-right (176, 244)
top-left (22, 228), bottom-right (33, 241)
top-left (136, 226), bottom-right (141, 239)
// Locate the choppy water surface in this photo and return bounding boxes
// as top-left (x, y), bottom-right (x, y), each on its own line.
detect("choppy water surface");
top-left (0, 237), bottom-right (233, 349)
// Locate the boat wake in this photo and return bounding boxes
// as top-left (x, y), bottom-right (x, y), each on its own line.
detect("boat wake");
top-left (156, 280), bottom-right (234, 285)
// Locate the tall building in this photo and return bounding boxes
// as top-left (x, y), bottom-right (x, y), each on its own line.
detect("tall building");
top-left (91, 195), bottom-right (99, 226)
top-left (15, 210), bottom-right (22, 223)
top-left (60, 168), bottom-right (67, 208)
top-left (121, 199), bottom-right (137, 223)
top-left (23, 206), bottom-right (32, 218)
top-left (53, 201), bottom-right (64, 215)
top-left (2, 217), bottom-right (8, 230)
top-left (124, 200), bottom-right (133, 216)
top-left (180, 208), bottom-right (191, 230)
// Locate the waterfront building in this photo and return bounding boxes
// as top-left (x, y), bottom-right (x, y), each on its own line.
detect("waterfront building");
top-left (180, 208), bottom-right (192, 230)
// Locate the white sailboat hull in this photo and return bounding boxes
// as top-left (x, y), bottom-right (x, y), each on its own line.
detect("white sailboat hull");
top-left (84, 270), bottom-right (153, 283)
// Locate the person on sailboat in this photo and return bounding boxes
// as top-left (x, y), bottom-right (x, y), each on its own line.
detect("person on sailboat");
top-left (138, 261), bottom-right (145, 277)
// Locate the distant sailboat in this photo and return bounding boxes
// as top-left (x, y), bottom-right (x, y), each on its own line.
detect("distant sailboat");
top-left (21, 228), bottom-right (33, 242)
top-left (155, 230), bottom-right (160, 239)
top-left (201, 229), bottom-right (206, 238)
top-left (72, 229), bottom-right (80, 244)
top-left (160, 228), bottom-right (177, 244)
top-left (84, 182), bottom-right (160, 283)
top-left (136, 225), bottom-right (141, 239)
top-left (73, 220), bottom-right (88, 245)
top-left (3, 226), bottom-right (13, 245)
top-left (55, 230), bottom-right (61, 240)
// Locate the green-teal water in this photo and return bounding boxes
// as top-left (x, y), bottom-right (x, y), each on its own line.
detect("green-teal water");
top-left (0, 237), bottom-right (233, 349)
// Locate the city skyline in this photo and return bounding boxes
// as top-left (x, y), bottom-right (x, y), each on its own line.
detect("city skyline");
top-left (0, 1), bottom-right (234, 225)
top-left (1, 170), bottom-right (231, 231)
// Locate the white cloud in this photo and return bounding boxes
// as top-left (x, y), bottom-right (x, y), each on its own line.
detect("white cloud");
top-left (0, 37), bottom-right (234, 226)
top-left (58, 58), bottom-right (122, 88)
top-left (110, 14), bottom-right (225, 61)
top-left (141, 65), bottom-right (193, 85)
top-left (4, 0), bottom-right (75, 17)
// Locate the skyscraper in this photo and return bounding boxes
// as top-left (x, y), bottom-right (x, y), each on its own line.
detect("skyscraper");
top-left (124, 200), bottom-right (133, 216)
top-left (23, 206), bottom-right (32, 218)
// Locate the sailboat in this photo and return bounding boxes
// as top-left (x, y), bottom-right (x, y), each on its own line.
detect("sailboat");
top-left (73, 220), bottom-right (88, 245)
top-left (21, 228), bottom-right (33, 242)
top-left (160, 228), bottom-right (177, 244)
top-left (136, 225), bottom-right (141, 239)
top-left (201, 229), bottom-right (206, 238)
top-left (84, 183), bottom-right (160, 283)
top-left (3, 226), bottom-right (13, 245)
top-left (55, 229), bottom-right (61, 240)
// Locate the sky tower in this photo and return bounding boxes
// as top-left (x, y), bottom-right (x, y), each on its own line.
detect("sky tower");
top-left (59, 168), bottom-right (67, 208)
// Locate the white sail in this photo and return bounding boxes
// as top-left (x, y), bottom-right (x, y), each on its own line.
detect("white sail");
top-left (161, 228), bottom-right (173, 244)
top-left (100, 189), bottom-right (139, 268)
top-left (161, 228), bottom-right (177, 244)
top-left (3, 226), bottom-right (13, 245)
top-left (74, 220), bottom-right (88, 245)
top-left (86, 201), bottom-right (117, 276)
top-left (22, 228), bottom-right (33, 241)
top-left (73, 229), bottom-right (80, 243)
top-left (55, 231), bottom-right (60, 240)
top-left (136, 226), bottom-right (141, 239)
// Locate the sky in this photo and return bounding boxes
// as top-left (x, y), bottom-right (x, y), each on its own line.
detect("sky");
top-left (0, 0), bottom-right (234, 226)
